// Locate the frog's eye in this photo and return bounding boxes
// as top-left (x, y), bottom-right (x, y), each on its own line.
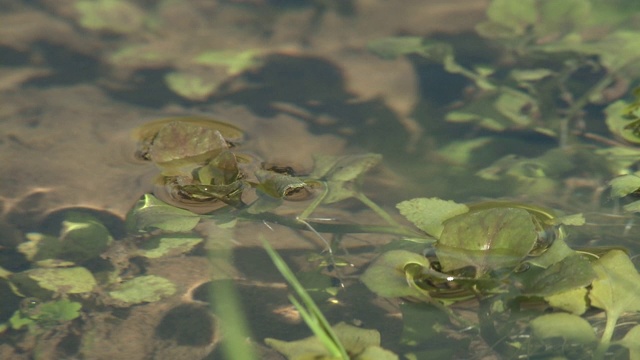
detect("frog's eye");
top-left (531, 225), bottom-right (561, 256)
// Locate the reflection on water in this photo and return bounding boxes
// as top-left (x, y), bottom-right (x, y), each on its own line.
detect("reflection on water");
top-left (2, 0), bottom-right (640, 359)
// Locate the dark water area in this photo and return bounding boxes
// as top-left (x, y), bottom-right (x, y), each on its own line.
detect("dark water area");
top-left (2, 0), bottom-right (640, 359)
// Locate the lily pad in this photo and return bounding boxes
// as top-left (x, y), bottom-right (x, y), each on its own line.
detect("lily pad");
top-left (436, 207), bottom-right (537, 275)
top-left (126, 194), bottom-right (201, 233)
top-left (109, 275), bottom-right (176, 304)
top-left (396, 197), bottom-right (469, 238)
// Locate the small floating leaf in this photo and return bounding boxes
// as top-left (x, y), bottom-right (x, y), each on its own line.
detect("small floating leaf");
top-left (126, 194), bottom-right (201, 233)
top-left (609, 173), bottom-right (640, 198)
top-left (396, 197), bottom-right (469, 238)
top-left (109, 275), bottom-right (176, 304)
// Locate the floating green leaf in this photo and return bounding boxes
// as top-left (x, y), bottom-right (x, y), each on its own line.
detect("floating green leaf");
top-left (609, 172), bottom-right (640, 198)
top-left (589, 250), bottom-right (640, 356)
top-left (436, 207), bottom-right (537, 275)
top-left (396, 198), bottom-right (469, 238)
top-left (109, 275), bottom-right (176, 304)
top-left (126, 194), bottom-right (201, 233)
top-left (530, 313), bottom-right (597, 344)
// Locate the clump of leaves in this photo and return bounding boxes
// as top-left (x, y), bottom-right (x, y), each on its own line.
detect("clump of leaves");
top-left (363, 197), bottom-right (640, 358)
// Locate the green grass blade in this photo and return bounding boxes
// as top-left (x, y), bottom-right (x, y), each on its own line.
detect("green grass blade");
top-left (263, 240), bottom-right (349, 359)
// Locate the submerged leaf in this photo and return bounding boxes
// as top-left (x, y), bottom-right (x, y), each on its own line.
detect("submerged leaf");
top-left (396, 198), bottom-right (469, 238)
top-left (12, 267), bottom-right (96, 297)
top-left (530, 313), bottom-right (597, 344)
top-left (266, 322), bottom-right (391, 360)
top-left (18, 211), bottom-right (112, 263)
top-left (436, 207), bottom-right (537, 275)
top-left (367, 36), bottom-right (425, 59)
top-left (137, 234), bottom-right (203, 258)
top-left (10, 299), bottom-right (82, 330)
top-left (126, 194), bottom-right (201, 233)
top-left (194, 50), bottom-right (261, 74)
top-left (164, 72), bottom-right (219, 101)
top-left (109, 275), bottom-right (176, 304)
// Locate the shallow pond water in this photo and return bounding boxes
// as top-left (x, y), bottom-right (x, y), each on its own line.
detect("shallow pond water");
top-left (2, 1), bottom-right (640, 359)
